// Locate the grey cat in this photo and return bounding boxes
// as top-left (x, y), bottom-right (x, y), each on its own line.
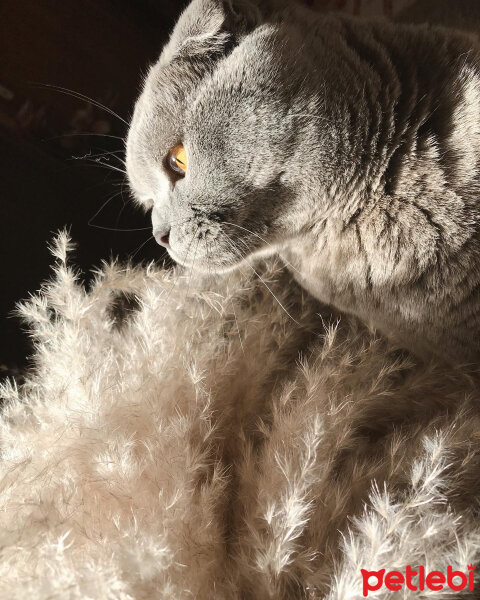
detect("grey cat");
top-left (126, 0), bottom-right (480, 364)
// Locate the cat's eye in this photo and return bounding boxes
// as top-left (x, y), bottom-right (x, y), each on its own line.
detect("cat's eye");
top-left (167, 144), bottom-right (187, 176)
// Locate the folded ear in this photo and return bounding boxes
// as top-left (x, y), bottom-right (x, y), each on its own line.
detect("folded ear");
top-left (161, 0), bottom-right (261, 63)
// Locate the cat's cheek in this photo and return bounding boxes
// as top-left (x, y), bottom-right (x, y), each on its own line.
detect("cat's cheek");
top-left (165, 246), bottom-right (195, 269)
top-left (165, 245), bottom-right (188, 268)
top-left (166, 245), bottom-right (238, 274)
top-left (153, 171), bottom-right (172, 204)
top-left (248, 245), bottom-right (281, 261)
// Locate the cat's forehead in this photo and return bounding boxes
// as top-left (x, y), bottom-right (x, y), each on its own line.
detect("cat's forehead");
top-left (187, 27), bottom-right (291, 122)
top-left (144, 23), bottom-right (287, 114)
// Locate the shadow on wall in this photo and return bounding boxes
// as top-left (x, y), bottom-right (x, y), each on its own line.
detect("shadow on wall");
top-left (0, 0), bottom-right (188, 369)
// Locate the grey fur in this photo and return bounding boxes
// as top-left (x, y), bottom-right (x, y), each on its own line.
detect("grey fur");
top-left (126, 0), bottom-right (480, 364)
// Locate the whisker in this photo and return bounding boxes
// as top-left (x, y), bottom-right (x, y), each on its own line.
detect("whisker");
top-left (82, 177), bottom-right (125, 194)
top-left (161, 225), bottom-right (200, 306)
top-left (112, 181), bottom-right (130, 187)
top-left (88, 189), bottom-right (124, 227)
top-left (82, 155), bottom-right (127, 172)
top-left (248, 263), bottom-right (300, 325)
top-left (213, 242), bottom-right (255, 356)
top-left (115, 181), bottom-right (129, 227)
top-left (222, 233), bottom-right (301, 326)
top-left (230, 301), bottom-right (245, 356)
top-left (221, 253), bottom-right (246, 357)
top-left (184, 237), bottom-right (201, 301)
top-left (106, 153), bottom-right (126, 166)
top-left (33, 83), bottom-right (128, 125)
top-left (75, 161), bottom-right (127, 178)
top-left (45, 132), bottom-right (125, 142)
top-left (130, 235), bottom-right (155, 260)
top-left (204, 237), bottom-right (245, 356)
top-left (89, 224), bottom-right (151, 232)
top-left (222, 220), bottom-right (302, 276)
top-left (71, 149), bottom-right (125, 164)
top-left (84, 159), bottom-right (126, 176)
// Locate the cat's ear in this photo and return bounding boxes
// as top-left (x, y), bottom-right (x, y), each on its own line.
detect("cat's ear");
top-left (161, 0), bottom-right (261, 62)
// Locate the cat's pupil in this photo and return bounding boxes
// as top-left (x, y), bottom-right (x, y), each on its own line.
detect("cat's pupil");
top-left (167, 144), bottom-right (187, 176)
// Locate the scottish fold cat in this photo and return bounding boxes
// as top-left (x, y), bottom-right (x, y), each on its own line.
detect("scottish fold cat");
top-left (126, 0), bottom-right (480, 364)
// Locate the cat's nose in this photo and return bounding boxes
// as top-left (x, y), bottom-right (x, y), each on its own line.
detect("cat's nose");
top-left (154, 228), bottom-right (170, 248)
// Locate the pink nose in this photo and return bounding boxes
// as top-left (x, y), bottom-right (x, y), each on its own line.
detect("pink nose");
top-left (154, 229), bottom-right (170, 248)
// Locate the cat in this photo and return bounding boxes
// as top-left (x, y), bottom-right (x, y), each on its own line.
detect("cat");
top-left (126, 0), bottom-right (480, 365)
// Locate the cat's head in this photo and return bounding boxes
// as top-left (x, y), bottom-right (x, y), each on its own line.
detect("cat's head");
top-left (126, 0), bottom-right (321, 272)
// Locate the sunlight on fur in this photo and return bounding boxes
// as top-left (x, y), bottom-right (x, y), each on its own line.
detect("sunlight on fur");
top-left (0, 232), bottom-right (479, 599)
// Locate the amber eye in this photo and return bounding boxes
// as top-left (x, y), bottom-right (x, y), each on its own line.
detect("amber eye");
top-left (167, 144), bottom-right (187, 176)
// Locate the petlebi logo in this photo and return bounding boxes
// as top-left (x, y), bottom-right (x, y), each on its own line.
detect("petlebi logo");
top-left (361, 564), bottom-right (476, 596)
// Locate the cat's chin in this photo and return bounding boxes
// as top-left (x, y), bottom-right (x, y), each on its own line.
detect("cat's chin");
top-left (167, 247), bottom-right (241, 274)
top-left (168, 244), bottom-right (279, 274)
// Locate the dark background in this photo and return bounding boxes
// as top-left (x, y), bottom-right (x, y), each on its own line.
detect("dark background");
top-left (0, 0), bottom-right (188, 370)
